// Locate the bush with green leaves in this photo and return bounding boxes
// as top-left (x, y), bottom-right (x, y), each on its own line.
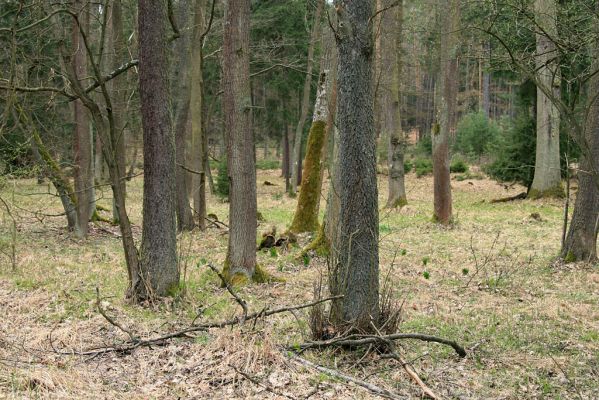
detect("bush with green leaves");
top-left (454, 111), bottom-right (500, 158)
top-left (215, 161), bottom-right (229, 198)
top-left (414, 158), bottom-right (433, 177)
top-left (404, 160), bottom-right (413, 173)
top-left (450, 157), bottom-right (469, 173)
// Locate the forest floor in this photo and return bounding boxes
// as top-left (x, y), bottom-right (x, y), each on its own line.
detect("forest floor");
top-left (0, 168), bottom-right (598, 399)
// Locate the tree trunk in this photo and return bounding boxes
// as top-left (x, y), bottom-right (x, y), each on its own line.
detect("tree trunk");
top-left (222, 0), bottom-right (258, 284)
top-left (432, 0), bottom-right (459, 225)
top-left (191, 0), bottom-right (208, 230)
top-left (173, 0), bottom-right (195, 231)
top-left (384, 0), bottom-right (407, 209)
top-left (137, 0), bottom-right (179, 298)
top-left (110, 0), bottom-right (128, 224)
top-left (72, 1), bottom-right (93, 238)
top-left (289, 33), bottom-right (334, 234)
top-left (329, 0), bottom-right (379, 332)
top-left (529, 0), bottom-right (563, 199)
top-left (561, 31), bottom-right (599, 263)
top-left (481, 41), bottom-right (491, 118)
top-left (283, 124), bottom-right (291, 192)
top-left (289, 0), bottom-right (324, 196)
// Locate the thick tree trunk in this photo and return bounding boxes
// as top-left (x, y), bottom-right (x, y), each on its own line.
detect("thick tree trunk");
top-left (173, 0), bottom-right (195, 231)
top-left (329, 0), bottom-right (379, 332)
top-left (561, 35), bottom-right (599, 262)
top-left (137, 0), bottom-right (179, 297)
top-left (289, 35), bottom-right (334, 233)
top-left (432, 0), bottom-right (459, 225)
top-left (384, 0), bottom-right (407, 209)
top-left (110, 0), bottom-right (128, 224)
top-left (72, 1), bottom-right (93, 238)
top-left (529, 0), bottom-right (563, 199)
top-left (191, 0), bottom-right (208, 230)
top-left (222, 0), bottom-right (257, 284)
top-left (289, 0), bottom-right (324, 196)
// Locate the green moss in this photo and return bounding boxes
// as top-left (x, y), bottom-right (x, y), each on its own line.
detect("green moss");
top-left (222, 259), bottom-right (284, 286)
top-left (301, 220), bottom-right (329, 257)
top-left (386, 196), bottom-right (407, 209)
top-left (563, 251), bottom-right (576, 263)
top-left (289, 120), bottom-right (327, 233)
top-left (527, 184), bottom-right (565, 199)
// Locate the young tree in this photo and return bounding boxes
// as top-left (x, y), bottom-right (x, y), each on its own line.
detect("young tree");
top-left (329, 0), bottom-right (379, 332)
top-left (432, 0), bottom-right (459, 224)
top-left (137, 0), bottom-right (179, 297)
top-left (528, 0), bottom-right (563, 199)
top-left (222, 0), bottom-right (258, 283)
top-left (71, 0), bottom-right (94, 237)
top-left (383, 0), bottom-right (407, 209)
top-left (289, 0), bottom-right (324, 196)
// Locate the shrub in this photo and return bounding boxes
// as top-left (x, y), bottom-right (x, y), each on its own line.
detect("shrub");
top-left (414, 158), bottom-right (433, 177)
top-left (450, 158), bottom-right (469, 173)
top-left (415, 135), bottom-right (432, 156)
top-left (215, 161), bottom-right (229, 198)
top-left (403, 160), bottom-right (413, 173)
top-left (454, 111), bottom-right (500, 158)
top-left (256, 159), bottom-right (280, 170)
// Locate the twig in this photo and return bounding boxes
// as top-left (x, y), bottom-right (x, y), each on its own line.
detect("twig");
top-left (205, 263), bottom-right (248, 322)
top-left (230, 364), bottom-right (297, 400)
top-left (286, 352), bottom-right (404, 400)
top-left (96, 287), bottom-right (137, 342)
top-left (290, 332), bottom-right (466, 358)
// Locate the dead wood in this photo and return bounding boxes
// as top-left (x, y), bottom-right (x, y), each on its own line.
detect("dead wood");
top-left (489, 192), bottom-right (527, 203)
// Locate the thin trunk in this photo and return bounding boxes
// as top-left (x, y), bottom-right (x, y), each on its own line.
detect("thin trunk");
top-left (191, 0), bottom-right (207, 229)
top-left (283, 124), bottom-right (291, 192)
top-left (330, 0), bottom-right (379, 331)
top-left (290, 0), bottom-right (324, 195)
top-left (481, 41), bottom-right (491, 118)
top-left (385, 0), bottom-right (407, 208)
top-left (529, 0), bottom-right (563, 198)
top-left (173, 0), bottom-right (195, 231)
top-left (432, 0), bottom-right (459, 225)
top-left (137, 0), bottom-right (179, 297)
top-left (222, 0), bottom-right (257, 283)
top-left (72, 1), bottom-right (92, 237)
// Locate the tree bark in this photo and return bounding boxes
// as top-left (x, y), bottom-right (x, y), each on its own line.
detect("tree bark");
top-left (432, 0), bottom-right (459, 225)
top-left (137, 0), bottom-right (179, 297)
top-left (529, 0), bottom-right (563, 199)
top-left (191, 0), bottom-right (208, 231)
top-left (109, 0), bottom-right (129, 224)
top-left (384, 0), bottom-right (407, 209)
top-left (329, 0), bottom-right (379, 332)
top-left (173, 0), bottom-right (195, 231)
top-left (72, 0), bottom-right (93, 238)
top-left (561, 29), bottom-right (599, 263)
top-left (289, 0), bottom-right (324, 196)
top-left (222, 0), bottom-right (257, 283)
top-left (289, 33), bottom-right (334, 234)
top-left (481, 41), bottom-right (491, 118)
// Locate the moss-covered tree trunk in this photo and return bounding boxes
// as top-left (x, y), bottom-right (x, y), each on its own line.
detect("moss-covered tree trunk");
top-left (432, 0), bottom-right (459, 225)
top-left (529, 0), bottom-right (563, 199)
top-left (288, 33), bottom-right (334, 234)
top-left (329, 0), bottom-right (379, 332)
top-left (289, 0), bottom-right (324, 196)
top-left (384, 0), bottom-right (407, 209)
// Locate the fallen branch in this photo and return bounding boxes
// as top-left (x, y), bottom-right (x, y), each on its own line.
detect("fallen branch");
top-left (289, 332), bottom-right (466, 358)
top-left (230, 364), bottom-right (297, 400)
top-left (490, 192), bottom-right (526, 203)
top-left (206, 263), bottom-right (248, 322)
top-left (286, 352), bottom-right (404, 400)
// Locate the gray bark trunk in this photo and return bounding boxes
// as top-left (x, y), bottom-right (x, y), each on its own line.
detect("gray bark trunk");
top-left (529, 0), bottom-right (563, 198)
top-left (329, 0), bottom-right (379, 331)
top-left (223, 0), bottom-right (257, 281)
top-left (138, 0), bottom-right (179, 297)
